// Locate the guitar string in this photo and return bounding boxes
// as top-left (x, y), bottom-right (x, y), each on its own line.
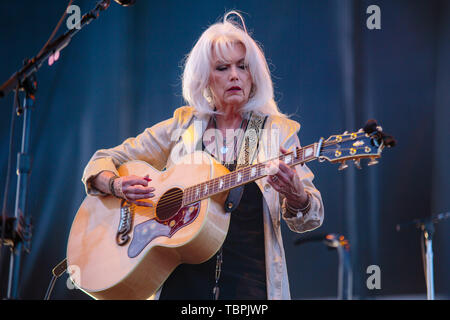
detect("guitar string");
top-left (159, 147), bottom-right (301, 201)
top-left (322, 134), bottom-right (374, 147)
top-left (139, 161), bottom-right (273, 209)
top-left (149, 163), bottom-right (268, 208)
top-left (147, 144), bottom-right (314, 207)
top-left (129, 138), bottom-right (373, 216)
top-left (134, 158), bottom-right (374, 221)
top-left (145, 149), bottom-right (308, 208)
top-left (149, 142), bottom-right (370, 208)
top-left (182, 145), bottom-right (307, 194)
top-left (139, 144), bottom-right (372, 209)
top-left (160, 145), bottom-right (373, 208)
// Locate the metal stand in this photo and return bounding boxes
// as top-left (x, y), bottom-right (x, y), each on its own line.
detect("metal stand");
top-left (396, 211), bottom-right (449, 300)
top-left (0, 0), bottom-right (120, 299)
top-left (294, 233), bottom-right (353, 300)
top-left (422, 223), bottom-right (434, 300)
top-left (323, 234), bottom-right (352, 300)
top-left (6, 75), bottom-right (36, 299)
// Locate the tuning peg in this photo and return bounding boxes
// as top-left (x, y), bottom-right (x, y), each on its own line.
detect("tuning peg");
top-left (368, 157), bottom-right (379, 166)
top-left (353, 159), bottom-right (361, 169)
top-left (338, 161), bottom-right (349, 171)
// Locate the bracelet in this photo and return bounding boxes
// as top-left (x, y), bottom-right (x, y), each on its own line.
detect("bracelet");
top-left (286, 192), bottom-right (311, 216)
top-left (109, 175), bottom-right (120, 197)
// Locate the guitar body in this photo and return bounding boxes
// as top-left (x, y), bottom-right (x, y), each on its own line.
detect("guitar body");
top-left (66, 151), bottom-right (230, 299)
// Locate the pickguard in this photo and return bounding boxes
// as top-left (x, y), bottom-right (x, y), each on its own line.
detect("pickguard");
top-left (127, 202), bottom-right (200, 258)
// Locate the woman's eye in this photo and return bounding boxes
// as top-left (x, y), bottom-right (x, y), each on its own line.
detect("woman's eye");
top-left (239, 64), bottom-right (248, 70)
top-left (216, 66), bottom-right (227, 71)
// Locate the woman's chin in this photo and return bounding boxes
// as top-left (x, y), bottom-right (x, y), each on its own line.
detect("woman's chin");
top-left (223, 96), bottom-right (248, 107)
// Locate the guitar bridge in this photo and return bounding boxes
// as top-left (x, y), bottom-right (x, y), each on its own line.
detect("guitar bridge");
top-left (116, 200), bottom-right (133, 246)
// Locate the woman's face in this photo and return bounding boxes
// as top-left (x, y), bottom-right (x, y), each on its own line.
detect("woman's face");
top-left (208, 42), bottom-right (252, 112)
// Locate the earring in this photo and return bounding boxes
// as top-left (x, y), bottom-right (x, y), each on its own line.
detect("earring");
top-left (205, 87), bottom-right (213, 100)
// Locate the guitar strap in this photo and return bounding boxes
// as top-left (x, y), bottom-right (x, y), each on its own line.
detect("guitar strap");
top-left (213, 112), bottom-right (268, 300)
top-left (223, 112), bottom-right (268, 213)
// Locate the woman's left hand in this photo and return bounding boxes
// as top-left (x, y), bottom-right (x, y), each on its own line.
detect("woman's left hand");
top-left (267, 147), bottom-right (309, 208)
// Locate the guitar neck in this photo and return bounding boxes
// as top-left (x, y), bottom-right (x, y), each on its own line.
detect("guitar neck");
top-left (182, 143), bottom-right (320, 205)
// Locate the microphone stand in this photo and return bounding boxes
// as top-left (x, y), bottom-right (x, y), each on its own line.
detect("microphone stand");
top-left (0, 0), bottom-right (115, 299)
top-left (323, 234), bottom-right (352, 300)
top-left (294, 233), bottom-right (352, 300)
top-left (396, 211), bottom-right (450, 300)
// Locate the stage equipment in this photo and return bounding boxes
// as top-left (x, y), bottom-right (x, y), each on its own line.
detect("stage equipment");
top-left (114, 0), bottom-right (136, 6)
top-left (396, 211), bottom-right (449, 300)
top-left (294, 233), bottom-right (352, 300)
top-left (0, 0), bottom-right (136, 300)
top-left (44, 258), bottom-right (68, 300)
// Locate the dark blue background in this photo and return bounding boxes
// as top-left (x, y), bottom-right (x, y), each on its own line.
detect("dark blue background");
top-left (0, 0), bottom-right (449, 299)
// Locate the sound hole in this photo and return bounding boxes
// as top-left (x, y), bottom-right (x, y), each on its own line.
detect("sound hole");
top-left (156, 188), bottom-right (183, 221)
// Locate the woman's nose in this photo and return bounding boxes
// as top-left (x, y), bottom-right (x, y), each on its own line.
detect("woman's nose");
top-left (228, 65), bottom-right (239, 81)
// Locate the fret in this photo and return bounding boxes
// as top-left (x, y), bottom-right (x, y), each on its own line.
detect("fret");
top-left (295, 147), bottom-right (302, 162)
top-left (303, 145), bottom-right (314, 160)
top-left (195, 186), bottom-right (200, 198)
top-left (231, 171), bottom-right (237, 187)
top-left (225, 173), bottom-right (232, 189)
top-left (188, 186), bottom-right (192, 204)
top-left (285, 154), bottom-right (292, 164)
top-left (236, 171), bottom-right (242, 183)
top-left (214, 177), bottom-right (220, 193)
top-left (243, 167), bottom-right (248, 181)
top-left (209, 180), bottom-right (215, 196)
top-left (210, 178), bottom-right (216, 195)
top-left (183, 187), bottom-right (188, 205)
top-left (250, 166), bottom-right (257, 178)
top-left (256, 163), bottom-right (263, 178)
top-left (185, 186), bottom-right (192, 205)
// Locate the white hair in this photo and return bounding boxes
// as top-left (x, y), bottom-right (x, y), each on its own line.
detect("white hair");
top-left (182, 11), bottom-right (287, 119)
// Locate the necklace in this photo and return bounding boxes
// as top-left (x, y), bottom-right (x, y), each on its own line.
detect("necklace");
top-left (210, 112), bottom-right (250, 300)
top-left (212, 113), bottom-right (248, 166)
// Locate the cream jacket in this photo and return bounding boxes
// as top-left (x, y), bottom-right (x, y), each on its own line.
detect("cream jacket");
top-left (82, 106), bottom-right (325, 300)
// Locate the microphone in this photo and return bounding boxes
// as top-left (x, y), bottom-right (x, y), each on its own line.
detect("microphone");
top-left (114, 0), bottom-right (136, 6)
top-left (293, 233), bottom-right (327, 245)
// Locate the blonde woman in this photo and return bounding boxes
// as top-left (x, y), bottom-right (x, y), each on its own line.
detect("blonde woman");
top-left (82, 11), bottom-right (324, 300)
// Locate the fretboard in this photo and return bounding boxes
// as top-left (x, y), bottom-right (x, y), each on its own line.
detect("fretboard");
top-left (182, 143), bottom-right (318, 205)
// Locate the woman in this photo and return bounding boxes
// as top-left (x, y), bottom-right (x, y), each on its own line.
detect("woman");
top-left (82, 11), bottom-right (324, 300)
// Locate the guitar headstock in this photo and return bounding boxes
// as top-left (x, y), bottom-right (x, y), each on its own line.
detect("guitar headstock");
top-left (317, 120), bottom-right (395, 170)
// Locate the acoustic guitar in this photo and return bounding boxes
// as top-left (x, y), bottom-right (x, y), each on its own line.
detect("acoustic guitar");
top-left (66, 121), bottom-right (394, 299)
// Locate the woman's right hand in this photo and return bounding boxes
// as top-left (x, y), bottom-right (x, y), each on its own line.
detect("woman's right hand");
top-left (114, 174), bottom-right (155, 207)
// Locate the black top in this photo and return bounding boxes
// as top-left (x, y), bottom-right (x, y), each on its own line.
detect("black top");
top-left (159, 182), bottom-right (267, 300)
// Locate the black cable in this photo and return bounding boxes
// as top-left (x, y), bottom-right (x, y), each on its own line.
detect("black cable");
top-left (44, 275), bottom-right (57, 300)
top-left (37, 0), bottom-right (74, 58)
